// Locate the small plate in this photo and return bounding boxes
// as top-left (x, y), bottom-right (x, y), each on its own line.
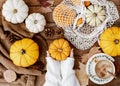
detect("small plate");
top-left (86, 53), bottom-right (115, 85)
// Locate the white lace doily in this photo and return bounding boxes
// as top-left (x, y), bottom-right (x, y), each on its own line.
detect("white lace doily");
top-left (61, 0), bottom-right (119, 50)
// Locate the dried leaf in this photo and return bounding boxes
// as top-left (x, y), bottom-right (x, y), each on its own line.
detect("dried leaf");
top-left (40, 7), bottom-right (52, 13)
top-left (75, 62), bottom-right (89, 86)
top-left (47, 0), bottom-right (54, 6)
top-left (38, 0), bottom-right (54, 7)
top-left (53, 0), bottom-right (63, 6)
top-left (44, 13), bottom-right (54, 22)
top-left (81, 47), bottom-right (101, 64)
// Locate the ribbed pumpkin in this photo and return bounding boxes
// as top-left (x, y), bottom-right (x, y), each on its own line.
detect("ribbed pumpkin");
top-left (53, 4), bottom-right (76, 27)
top-left (49, 39), bottom-right (71, 60)
top-left (25, 13), bottom-right (46, 33)
top-left (100, 27), bottom-right (120, 56)
top-left (86, 4), bottom-right (106, 27)
top-left (10, 38), bottom-right (39, 67)
top-left (2, 0), bottom-right (29, 24)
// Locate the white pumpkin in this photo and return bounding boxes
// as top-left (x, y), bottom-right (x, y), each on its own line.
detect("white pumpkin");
top-left (85, 4), bottom-right (106, 27)
top-left (25, 13), bottom-right (46, 33)
top-left (2, 0), bottom-right (29, 24)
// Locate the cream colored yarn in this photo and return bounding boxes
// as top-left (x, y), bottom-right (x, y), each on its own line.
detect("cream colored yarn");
top-left (53, 4), bottom-right (76, 27)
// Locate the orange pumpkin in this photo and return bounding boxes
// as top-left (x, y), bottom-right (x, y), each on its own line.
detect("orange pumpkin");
top-left (49, 39), bottom-right (71, 60)
top-left (10, 38), bottom-right (39, 67)
top-left (100, 27), bottom-right (120, 56)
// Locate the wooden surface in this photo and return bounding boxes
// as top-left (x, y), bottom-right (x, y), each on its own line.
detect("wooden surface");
top-left (0, 0), bottom-right (120, 86)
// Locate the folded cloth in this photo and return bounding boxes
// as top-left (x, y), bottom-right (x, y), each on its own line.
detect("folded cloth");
top-left (0, 15), bottom-right (48, 86)
top-left (44, 52), bottom-right (61, 86)
top-left (61, 58), bottom-right (80, 86)
top-left (44, 50), bottom-right (80, 86)
top-left (2, 17), bottom-right (34, 38)
top-left (61, 49), bottom-right (80, 86)
top-left (0, 19), bottom-right (48, 64)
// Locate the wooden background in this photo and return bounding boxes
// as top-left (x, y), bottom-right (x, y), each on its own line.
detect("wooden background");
top-left (0, 0), bottom-right (120, 86)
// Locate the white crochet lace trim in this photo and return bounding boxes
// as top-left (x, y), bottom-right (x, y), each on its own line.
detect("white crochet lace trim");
top-left (62, 0), bottom-right (119, 50)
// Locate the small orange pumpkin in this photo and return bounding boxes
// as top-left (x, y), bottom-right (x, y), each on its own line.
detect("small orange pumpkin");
top-left (49, 39), bottom-right (71, 60)
top-left (10, 38), bottom-right (39, 67)
top-left (84, 1), bottom-right (91, 7)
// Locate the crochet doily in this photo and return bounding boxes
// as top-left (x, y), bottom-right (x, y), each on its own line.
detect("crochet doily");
top-left (54, 0), bottom-right (119, 50)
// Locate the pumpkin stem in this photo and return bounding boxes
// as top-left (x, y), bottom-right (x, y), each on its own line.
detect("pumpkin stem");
top-left (58, 48), bottom-right (63, 52)
top-left (93, 13), bottom-right (97, 17)
top-left (34, 20), bottom-right (38, 24)
top-left (20, 49), bottom-right (26, 55)
top-left (13, 9), bottom-right (17, 14)
top-left (114, 39), bottom-right (119, 44)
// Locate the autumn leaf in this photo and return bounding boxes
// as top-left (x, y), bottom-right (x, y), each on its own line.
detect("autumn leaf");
top-left (38, 0), bottom-right (54, 7)
top-left (40, 7), bottom-right (52, 13)
top-left (81, 47), bottom-right (101, 64)
top-left (75, 62), bottom-right (89, 86)
top-left (53, 0), bottom-right (63, 6)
